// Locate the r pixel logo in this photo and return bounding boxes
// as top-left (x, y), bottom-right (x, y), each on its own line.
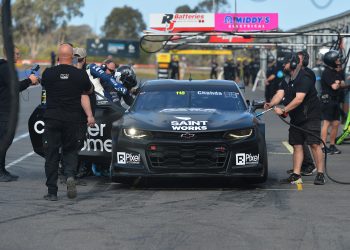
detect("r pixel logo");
top-left (117, 152), bottom-right (126, 164)
top-left (236, 153), bottom-right (245, 166)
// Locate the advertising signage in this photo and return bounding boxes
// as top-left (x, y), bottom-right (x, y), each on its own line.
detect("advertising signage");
top-left (215, 13), bottom-right (278, 32)
top-left (150, 13), bottom-right (215, 32)
top-left (150, 13), bottom-right (278, 33)
top-left (86, 39), bottom-right (140, 58)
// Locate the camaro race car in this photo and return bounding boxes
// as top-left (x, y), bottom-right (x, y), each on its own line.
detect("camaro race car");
top-left (28, 79), bottom-right (267, 184)
top-left (110, 79), bottom-right (268, 183)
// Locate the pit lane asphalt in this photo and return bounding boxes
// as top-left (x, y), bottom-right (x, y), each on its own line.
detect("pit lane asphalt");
top-left (1, 84), bottom-right (350, 250)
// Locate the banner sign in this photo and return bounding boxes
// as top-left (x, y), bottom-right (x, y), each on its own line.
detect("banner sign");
top-left (86, 39), bottom-right (140, 58)
top-left (150, 13), bottom-right (215, 32)
top-left (150, 13), bottom-right (278, 33)
top-left (215, 13), bottom-right (278, 32)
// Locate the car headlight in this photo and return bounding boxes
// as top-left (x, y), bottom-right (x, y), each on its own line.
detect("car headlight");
top-left (223, 128), bottom-right (253, 140)
top-left (123, 128), bottom-right (152, 139)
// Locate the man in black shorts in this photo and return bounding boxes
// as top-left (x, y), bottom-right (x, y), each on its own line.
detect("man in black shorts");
top-left (265, 53), bottom-right (325, 185)
top-left (41, 43), bottom-right (95, 201)
top-left (320, 50), bottom-right (346, 155)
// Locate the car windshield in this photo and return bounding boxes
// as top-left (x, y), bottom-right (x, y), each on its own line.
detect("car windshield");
top-left (132, 90), bottom-right (246, 111)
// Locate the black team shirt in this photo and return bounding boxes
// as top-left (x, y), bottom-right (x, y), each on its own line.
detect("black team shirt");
top-left (41, 64), bottom-right (92, 122)
top-left (279, 69), bottom-right (321, 125)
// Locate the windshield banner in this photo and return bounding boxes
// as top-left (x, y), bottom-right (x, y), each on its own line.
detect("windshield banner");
top-left (215, 13), bottom-right (278, 32)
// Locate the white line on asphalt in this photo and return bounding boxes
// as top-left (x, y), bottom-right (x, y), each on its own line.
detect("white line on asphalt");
top-left (13, 132), bottom-right (30, 143)
top-left (5, 151), bottom-right (35, 169)
top-left (282, 141), bottom-right (293, 154)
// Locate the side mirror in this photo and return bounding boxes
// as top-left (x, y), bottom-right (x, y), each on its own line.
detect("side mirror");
top-left (252, 99), bottom-right (265, 112)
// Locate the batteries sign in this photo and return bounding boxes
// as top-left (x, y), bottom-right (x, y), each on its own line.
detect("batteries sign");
top-left (87, 38), bottom-right (140, 58)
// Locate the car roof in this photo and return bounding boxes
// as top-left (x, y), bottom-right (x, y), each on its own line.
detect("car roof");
top-left (141, 79), bottom-right (241, 91)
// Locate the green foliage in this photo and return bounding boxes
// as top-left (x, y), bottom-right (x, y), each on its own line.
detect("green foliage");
top-left (175, 5), bottom-right (195, 13)
top-left (102, 5), bottom-right (146, 39)
top-left (194, 0), bottom-right (230, 13)
top-left (12, 0), bottom-right (85, 58)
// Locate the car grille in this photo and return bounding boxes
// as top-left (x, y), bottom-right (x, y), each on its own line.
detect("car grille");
top-left (151, 131), bottom-right (225, 140)
top-left (147, 143), bottom-right (228, 170)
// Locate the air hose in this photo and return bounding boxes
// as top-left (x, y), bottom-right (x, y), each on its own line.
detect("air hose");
top-left (278, 115), bottom-right (350, 185)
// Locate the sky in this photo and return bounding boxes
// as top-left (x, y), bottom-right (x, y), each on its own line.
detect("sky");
top-left (70, 0), bottom-right (348, 35)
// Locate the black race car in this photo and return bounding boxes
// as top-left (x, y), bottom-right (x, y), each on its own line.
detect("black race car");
top-left (110, 79), bottom-right (268, 183)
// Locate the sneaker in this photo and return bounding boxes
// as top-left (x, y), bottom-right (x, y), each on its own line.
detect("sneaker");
top-left (0, 170), bottom-right (18, 182)
top-left (301, 165), bottom-right (316, 176)
top-left (43, 194), bottom-right (58, 201)
top-left (329, 145), bottom-right (341, 154)
top-left (66, 177), bottom-right (77, 199)
top-left (286, 169), bottom-right (293, 175)
top-left (314, 172), bottom-right (326, 185)
top-left (322, 146), bottom-right (332, 155)
top-left (280, 173), bottom-right (303, 184)
top-left (4, 170), bottom-right (19, 180)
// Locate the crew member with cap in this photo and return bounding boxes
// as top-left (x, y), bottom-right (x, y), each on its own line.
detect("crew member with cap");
top-left (264, 52), bottom-right (325, 185)
top-left (0, 46), bottom-right (39, 182)
top-left (41, 43), bottom-right (95, 201)
top-left (320, 50), bottom-right (346, 155)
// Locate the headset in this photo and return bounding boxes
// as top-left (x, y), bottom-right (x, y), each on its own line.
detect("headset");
top-left (289, 53), bottom-right (300, 70)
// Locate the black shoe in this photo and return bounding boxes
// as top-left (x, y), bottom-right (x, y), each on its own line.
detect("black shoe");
top-left (280, 173), bottom-right (303, 184)
top-left (301, 165), bottom-right (316, 176)
top-left (0, 170), bottom-right (18, 182)
top-left (0, 172), bottom-right (13, 182)
top-left (329, 145), bottom-right (341, 154)
top-left (286, 169), bottom-right (293, 175)
top-left (4, 170), bottom-right (19, 180)
top-left (43, 194), bottom-right (58, 201)
top-left (66, 177), bottom-right (77, 199)
top-left (322, 146), bottom-right (332, 155)
top-left (314, 172), bottom-right (326, 185)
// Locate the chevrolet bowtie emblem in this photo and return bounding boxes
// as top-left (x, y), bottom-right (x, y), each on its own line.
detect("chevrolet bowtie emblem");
top-left (180, 133), bottom-right (195, 139)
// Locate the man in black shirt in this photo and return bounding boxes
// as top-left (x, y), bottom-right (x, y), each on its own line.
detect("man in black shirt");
top-left (264, 56), bottom-right (277, 102)
top-left (320, 50), bottom-right (346, 155)
top-left (41, 43), bottom-right (94, 200)
top-left (0, 46), bottom-right (39, 182)
top-left (264, 53), bottom-right (325, 185)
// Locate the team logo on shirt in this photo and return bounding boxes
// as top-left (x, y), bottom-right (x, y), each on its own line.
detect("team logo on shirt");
top-left (60, 74), bottom-right (69, 79)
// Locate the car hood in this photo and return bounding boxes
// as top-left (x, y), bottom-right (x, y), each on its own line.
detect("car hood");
top-left (118, 108), bottom-right (256, 131)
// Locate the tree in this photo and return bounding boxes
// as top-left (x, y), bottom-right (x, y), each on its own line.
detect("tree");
top-left (56, 25), bottom-right (96, 47)
top-left (194, 0), bottom-right (230, 13)
top-left (12, 0), bottom-right (84, 58)
top-left (175, 5), bottom-right (194, 13)
top-left (102, 6), bottom-right (146, 40)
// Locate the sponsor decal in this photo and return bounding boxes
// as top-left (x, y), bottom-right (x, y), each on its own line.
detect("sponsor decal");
top-left (215, 13), bottom-right (278, 32)
top-left (197, 91), bottom-right (222, 96)
top-left (171, 117), bottom-right (208, 131)
top-left (174, 116), bottom-right (191, 121)
top-left (34, 120), bottom-right (45, 134)
top-left (224, 92), bottom-right (239, 98)
top-left (81, 123), bottom-right (112, 153)
top-left (60, 74), bottom-right (69, 79)
top-left (150, 13), bottom-right (215, 32)
top-left (117, 152), bottom-right (141, 164)
top-left (33, 121), bottom-right (112, 152)
top-left (160, 108), bottom-right (216, 113)
top-left (236, 153), bottom-right (260, 166)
